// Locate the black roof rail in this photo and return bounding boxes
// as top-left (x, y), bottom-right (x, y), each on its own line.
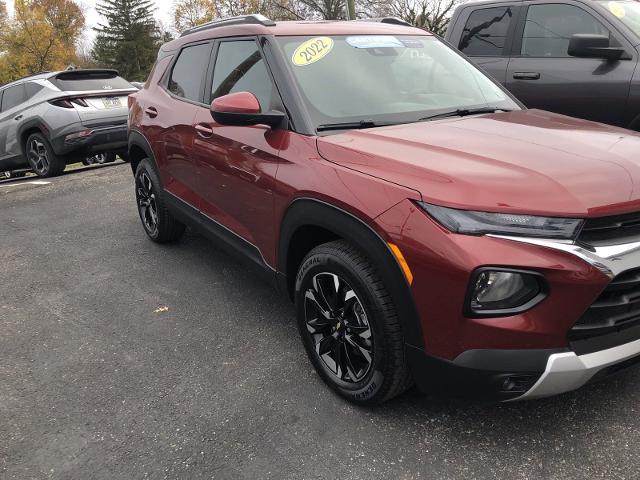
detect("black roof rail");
top-left (181, 14), bottom-right (276, 37)
top-left (361, 17), bottom-right (413, 27)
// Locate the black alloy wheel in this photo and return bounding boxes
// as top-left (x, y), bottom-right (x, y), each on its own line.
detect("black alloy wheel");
top-left (136, 171), bottom-right (159, 236)
top-left (295, 240), bottom-right (412, 405)
top-left (304, 272), bottom-right (374, 383)
top-left (134, 159), bottom-right (185, 243)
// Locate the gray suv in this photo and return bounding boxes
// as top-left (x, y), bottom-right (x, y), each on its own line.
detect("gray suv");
top-left (0, 69), bottom-right (136, 177)
top-left (446, 0), bottom-right (640, 130)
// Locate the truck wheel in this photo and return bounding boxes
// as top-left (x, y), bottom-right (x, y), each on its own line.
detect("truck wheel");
top-left (295, 240), bottom-right (412, 405)
top-left (25, 133), bottom-right (65, 178)
top-left (134, 158), bottom-right (185, 243)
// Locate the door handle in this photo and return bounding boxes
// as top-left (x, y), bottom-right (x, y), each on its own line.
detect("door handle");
top-left (195, 123), bottom-right (214, 138)
top-left (144, 107), bottom-right (158, 118)
top-left (14, 115), bottom-right (23, 121)
top-left (513, 72), bottom-right (541, 80)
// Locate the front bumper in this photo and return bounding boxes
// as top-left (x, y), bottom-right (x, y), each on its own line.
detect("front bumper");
top-left (513, 338), bottom-right (640, 400)
top-left (376, 200), bottom-right (640, 400)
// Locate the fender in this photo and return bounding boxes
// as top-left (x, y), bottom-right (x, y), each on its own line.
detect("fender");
top-left (278, 198), bottom-right (425, 349)
top-left (629, 112), bottom-right (640, 132)
top-left (128, 129), bottom-right (156, 174)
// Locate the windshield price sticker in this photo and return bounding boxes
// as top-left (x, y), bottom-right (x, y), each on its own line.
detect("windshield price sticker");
top-left (608, 1), bottom-right (626, 17)
top-left (292, 37), bottom-right (334, 66)
top-left (346, 36), bottom-right (405, 49)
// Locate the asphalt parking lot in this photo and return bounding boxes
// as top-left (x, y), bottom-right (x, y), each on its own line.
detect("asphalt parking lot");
top-left (1, 164), bottom-right (640, 480)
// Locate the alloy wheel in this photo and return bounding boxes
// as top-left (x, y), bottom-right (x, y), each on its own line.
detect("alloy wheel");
top-left (136, 172), bottom-right (159, 234)
top-left (304, 272), bottom-right (374, 383)
top-left (27, 139), bottom-right (49, 175)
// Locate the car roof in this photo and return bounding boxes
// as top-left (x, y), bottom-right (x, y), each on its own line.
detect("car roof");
top-left (161, 20), bottom-right (430, 54)
top-left (0, 72), bottom-right (56, 90)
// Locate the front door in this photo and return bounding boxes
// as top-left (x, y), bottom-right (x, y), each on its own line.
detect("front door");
top-left (191, 39), bottom-right (285, 265)
top-left (506, 1), bottom-right (636, 126)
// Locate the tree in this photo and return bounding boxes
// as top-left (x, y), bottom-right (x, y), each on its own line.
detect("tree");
top-left (0, 0), bottom-right (85, 84)
top-left (373, 0), bottom-right (459, 35)
top-left (173, 0), bottom-right (217, 32)
top-left (93, 0), bottom-right (161, 82)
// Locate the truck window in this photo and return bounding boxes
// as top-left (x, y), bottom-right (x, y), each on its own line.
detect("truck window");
top-left (521, 4), bottom-right (610, 57)
top-left (459, 7), bottom-right (515, 56)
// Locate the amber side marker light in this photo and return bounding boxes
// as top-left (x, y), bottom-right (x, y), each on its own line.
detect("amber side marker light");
top-left (388, 243), bottom-right (414, 285)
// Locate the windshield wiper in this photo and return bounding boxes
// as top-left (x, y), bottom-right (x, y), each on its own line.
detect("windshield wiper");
top-left (419, 107), bottom-right (514, 122)
top-left (316, 120), bottom-right (398, 132)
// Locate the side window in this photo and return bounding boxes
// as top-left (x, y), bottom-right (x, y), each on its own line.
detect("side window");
top-left (25, 82), bottom-right (44, 100)
top-left (521, 4), bottom-right (610, 57)
top-left (211, 41), bottom-right (274, 111)
top-left (459, 7), bottom-right (515, 56)
top-left (1, 84), bottom-right (26, 112)
top-left (168, 43), bottom-right (211, 102)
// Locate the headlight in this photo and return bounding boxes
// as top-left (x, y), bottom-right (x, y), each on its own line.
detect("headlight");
top-left (418, 202), bottom-right (583, 240)
top-left (466, 268), bottom-right (547, 316)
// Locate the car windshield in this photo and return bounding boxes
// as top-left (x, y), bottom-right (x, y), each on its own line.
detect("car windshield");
top-left (276, 35), bottom-right (519, 131)
top-left (598, 0), bottom-right (640, 36)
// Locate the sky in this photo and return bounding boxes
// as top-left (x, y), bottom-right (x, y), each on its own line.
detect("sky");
top-left (5, 0), bottom-right (175, 43)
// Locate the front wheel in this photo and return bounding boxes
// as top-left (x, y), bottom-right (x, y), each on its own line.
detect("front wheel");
top-left (134, 158), bottom-right (185, 243)
top-left (295, 240), bottom-right (412, 405)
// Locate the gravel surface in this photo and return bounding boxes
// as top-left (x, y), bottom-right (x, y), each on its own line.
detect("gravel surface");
top-left (1, 164), bottom-right (639, 479)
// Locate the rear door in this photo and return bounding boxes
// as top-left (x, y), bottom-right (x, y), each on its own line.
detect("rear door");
top-left (452, 4), bottom-right (519, 83)
top-left (151, 41), bottom-right (214, 205)
top-left (506, 1), bottom-right (636, 126)
top-left (0, 84), bottom-right (27, 162)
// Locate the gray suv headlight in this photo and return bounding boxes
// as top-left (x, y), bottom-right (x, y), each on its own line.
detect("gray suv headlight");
top-left (418, 202), bottom-right (583, 240)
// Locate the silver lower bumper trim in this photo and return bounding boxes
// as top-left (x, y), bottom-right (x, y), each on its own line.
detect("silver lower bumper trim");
top-left (512, 338), bottom-right (640, 400)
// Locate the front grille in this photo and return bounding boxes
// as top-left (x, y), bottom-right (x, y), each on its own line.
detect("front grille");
top-left (569, 268), bottom-right (640, 354)
top-left (579, 211), bottom-right (640, 246)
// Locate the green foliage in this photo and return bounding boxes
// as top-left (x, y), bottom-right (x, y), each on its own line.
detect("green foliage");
top-left (0, 0), bottom-right (85, 84)
top-left (92, 0), bottom-right (161, 82)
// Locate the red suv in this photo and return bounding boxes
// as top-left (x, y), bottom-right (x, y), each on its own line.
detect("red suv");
top-left (128, 15), bottom-right (640, 404)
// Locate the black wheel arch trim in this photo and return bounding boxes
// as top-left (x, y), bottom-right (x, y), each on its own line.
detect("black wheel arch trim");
top-left (128, 129), bottom-right (156, 174)
top-left (278, 197), bottom-right (425, 350)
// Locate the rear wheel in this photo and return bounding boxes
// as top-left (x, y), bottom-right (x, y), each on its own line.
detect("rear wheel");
top-left (295, 240), bottom-right (412, 405)
top-left (25, 133), bottom-right (65, 178)
top-left (134, 158), bottom-right (185, 243)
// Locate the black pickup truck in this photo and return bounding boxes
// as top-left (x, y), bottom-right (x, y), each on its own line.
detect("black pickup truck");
top-left (445, 0), bottom-right (640, 130)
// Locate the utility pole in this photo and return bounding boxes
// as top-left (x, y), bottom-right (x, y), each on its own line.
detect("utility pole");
top-left (345, 0), bottom-right (356, 19)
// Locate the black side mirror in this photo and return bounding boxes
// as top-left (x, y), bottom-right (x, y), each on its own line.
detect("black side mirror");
top-left (568, 34), bottom-right (627, 60)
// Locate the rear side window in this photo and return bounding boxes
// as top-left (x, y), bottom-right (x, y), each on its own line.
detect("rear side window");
top-left (1, 84), bottom-right (26, 112)
top-left (25, 82), bottom-right (44, 99)
top-left (168, 43), bottom-right (212, 102)
top-left (211, 41), bottom-right (274, 110)
top-left (459, 7), bottom-right (515, 56)
top-left (521, 4), bottom-right (610, 57)
top-left (51, 71), bottom-right (134, 92)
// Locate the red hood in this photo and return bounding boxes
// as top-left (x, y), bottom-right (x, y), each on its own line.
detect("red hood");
top-left (316, 110), bottom-right (640, 217)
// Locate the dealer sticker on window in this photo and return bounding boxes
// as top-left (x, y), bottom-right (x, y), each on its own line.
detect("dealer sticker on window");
top-left (346, 36), bottom-right (405, 49)
top-left (608, 1), bottom-right (626, 18)
top-left (292, 37), bottom-right (334, 66)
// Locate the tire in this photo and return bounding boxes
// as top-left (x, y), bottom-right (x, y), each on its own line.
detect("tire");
top-left (104, 153), bottom-right (117, 163)
top-left (119, 152), bottom-right (130, 163)
top-left (134, 158), bottom-right (185, 243)
top-left (295, 240), bottom-right (412, 405)
top-left (25, 133), bottom-right (65, 178)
